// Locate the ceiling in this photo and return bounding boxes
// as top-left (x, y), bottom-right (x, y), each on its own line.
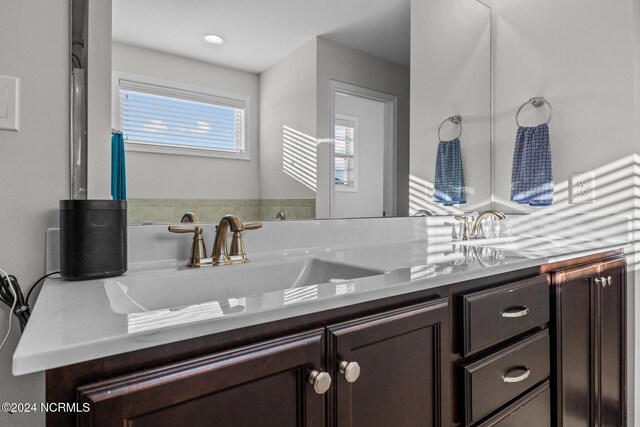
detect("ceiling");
top-left (112, 0), bottom-right (410, 74)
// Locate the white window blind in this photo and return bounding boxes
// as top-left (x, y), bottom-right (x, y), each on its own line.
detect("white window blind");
top-left (334, 117), bottom-right (357, 191)
top-left (117, 78), bottom-right (248, 159)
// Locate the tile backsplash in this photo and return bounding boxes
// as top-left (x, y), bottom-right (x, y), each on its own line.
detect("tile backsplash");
top-left (127, 198), bottom-right (316, 224)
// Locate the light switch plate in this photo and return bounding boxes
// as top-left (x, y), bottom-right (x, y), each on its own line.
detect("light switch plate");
top-left (0, 75), bottom-right (19, 131)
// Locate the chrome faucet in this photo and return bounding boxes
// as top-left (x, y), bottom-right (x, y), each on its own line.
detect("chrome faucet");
top-left (212, 214), bottom-right (262, 265)
top-left (470, 210), bottom-right (506, 238)
top-left (181, 212), bottom-right (199, 223)
top-left (413, 209), bottom-right (434, 217)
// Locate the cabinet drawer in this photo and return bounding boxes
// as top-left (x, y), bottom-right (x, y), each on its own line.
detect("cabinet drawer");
top-left (461, 275), bottom-right (549, 355)
top-left (462, 330), bottom-right (550, 426)
top-left (477, 381), bottom-right (550, 427)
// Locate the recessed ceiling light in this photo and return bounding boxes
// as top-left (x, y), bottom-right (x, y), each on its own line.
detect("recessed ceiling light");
top-left (202, 34), bottom-right (225, 45)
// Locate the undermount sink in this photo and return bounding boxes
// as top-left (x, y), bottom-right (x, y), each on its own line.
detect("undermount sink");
top-left (453, 235), bottom-right (593, 252)
top-left (104, 259), bottom-right (385, 315)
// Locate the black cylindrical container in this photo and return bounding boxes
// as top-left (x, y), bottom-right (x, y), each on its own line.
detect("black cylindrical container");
top-left (59, 200), bottom-right (127, 280)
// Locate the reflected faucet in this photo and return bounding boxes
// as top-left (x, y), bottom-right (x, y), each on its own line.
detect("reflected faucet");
top-left (212, 214), bottom-right (262, 265)
top-left (181, 212), bottom-right (199, 223)
top-left (413, 209), bottom-right (434, 217)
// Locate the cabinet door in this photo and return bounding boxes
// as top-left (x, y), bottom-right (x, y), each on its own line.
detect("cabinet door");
top-left (595, 259), bottom-right (626, 427)
top-left (77, 329), bottom-right (326, 427)
top-left (328, 299), bottom-right (450, 427)
top-left (553, 262), bottom-right (596, 427)
top-left (552, 256), bottom-right (626, 427)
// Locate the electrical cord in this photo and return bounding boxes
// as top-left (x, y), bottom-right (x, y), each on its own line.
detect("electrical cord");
top-left (26, 271), bottom-right (60, 306)
top-left (0, 270), bottom-right (60, 352)
top-left (0, 269), bottom-right (17, 353)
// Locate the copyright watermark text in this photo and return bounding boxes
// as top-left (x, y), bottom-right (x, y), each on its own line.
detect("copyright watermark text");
top-left (2, 402), bottom-right (90, 413)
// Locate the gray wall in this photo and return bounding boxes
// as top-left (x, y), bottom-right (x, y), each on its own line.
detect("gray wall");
top-left (409, 0), bottom-right (492, 214)
top-left (259, 39), bottom-right (318, 200)
top-left (86, 0), bottom-right (113, 199)
top-left (0, 1), bottom-right (68, 425)
top-left (316, 38), bottom-right (411, 218)
top-left (491, 1), bottom-right (639, 424)
top-left (259, 37), bottom-right (410, 218)
top-left (112, 43), bottom-right (261, 199)
top-left (492, 0), bottom-right (636, 213)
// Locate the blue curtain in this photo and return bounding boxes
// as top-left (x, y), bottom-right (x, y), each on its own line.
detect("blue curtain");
top-left (111, 133), bottom-right (127, 200)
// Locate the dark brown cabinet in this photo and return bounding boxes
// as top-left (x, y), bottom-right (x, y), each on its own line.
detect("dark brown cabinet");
top-left (461, 275), bottom-right (550, 356)
top-left (77, 329), bottom-right (327, 427)
top-left (457, 275), bottom-right (551, 426)
top-left (46, 251), bottom-right (626, 427)
top-left (462, 330), bottom-right (550, 425)
top-left (476, 381), bottom-right (551, 427)
top-left (328, 299), bottom-right (450, 427)
top-left (552, 256), bottom-right (626, 427)
top-left (75, 299), bottom-right (450, 427)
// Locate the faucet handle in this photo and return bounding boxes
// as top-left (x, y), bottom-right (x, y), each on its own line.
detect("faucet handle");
top-left (168, 225), bottom-right (209, 267)
top-left (454, 215), bottom-right (471, 241)
top-left (243, 222), bottom-right (262, 231)
top-left (168, 224), bottom-right (199, 233)
top-left (228, 222), bottom-right (262, 262)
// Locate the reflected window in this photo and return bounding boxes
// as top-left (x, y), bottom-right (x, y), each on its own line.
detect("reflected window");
top-left (334, 115), bottom-right (358, 191)
top-left (115, 73), bottom-right (249, 159)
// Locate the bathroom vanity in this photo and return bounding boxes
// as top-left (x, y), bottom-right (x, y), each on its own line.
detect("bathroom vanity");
top-left (14, 217), bottom-right (629, 426)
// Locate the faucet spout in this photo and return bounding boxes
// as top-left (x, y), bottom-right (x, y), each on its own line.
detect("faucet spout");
top-left (211, 215), bottom-right (262, 265)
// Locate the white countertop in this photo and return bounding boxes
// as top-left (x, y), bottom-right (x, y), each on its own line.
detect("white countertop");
top-left (13, 216), bottom-right (631, 375)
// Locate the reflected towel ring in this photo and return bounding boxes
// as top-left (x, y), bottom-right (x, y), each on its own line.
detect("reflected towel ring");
top-left (515, 97), bottom-right (553, 127)
top-left (437, 115), bottom-right (462, 141)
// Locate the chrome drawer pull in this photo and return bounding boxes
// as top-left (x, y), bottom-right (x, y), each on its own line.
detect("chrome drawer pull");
top-left (502, 367), bottom-right (531, 383)
top-left (501, 307), bottom-right (530, 318)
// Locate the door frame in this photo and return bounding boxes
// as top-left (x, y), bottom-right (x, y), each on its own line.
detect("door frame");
top-left (329, 80), bottom-right (398, 218)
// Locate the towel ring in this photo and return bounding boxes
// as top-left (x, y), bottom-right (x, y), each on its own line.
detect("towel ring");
top-left (515, 97), bottom-right (553, 127)
top-left (437, 115), bottom-right (462, 141)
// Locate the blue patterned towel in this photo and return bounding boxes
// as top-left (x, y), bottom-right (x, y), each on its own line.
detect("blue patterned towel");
top-left (510, 124), bottom-right (553, 206)
top-left (433, 138), bottom-right (466, 206)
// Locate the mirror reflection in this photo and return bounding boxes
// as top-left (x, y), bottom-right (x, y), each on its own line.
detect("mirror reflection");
top-left (73, 0), bottom-right (491, 224)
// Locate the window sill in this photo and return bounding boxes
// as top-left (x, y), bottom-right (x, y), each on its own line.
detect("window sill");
top-left (124, 141), bottom-right (250, 160)
top-left (335, 186), bottom-right (358, 193)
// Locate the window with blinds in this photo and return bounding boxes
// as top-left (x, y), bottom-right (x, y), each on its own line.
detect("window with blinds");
top-left (334, 116), bottom-right (358, 191)
top-left (115, 75), bottom-right (249, 159)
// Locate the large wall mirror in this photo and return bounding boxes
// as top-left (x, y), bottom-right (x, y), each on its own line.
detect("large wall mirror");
top-left (70, 0), bottom-right (491, 224)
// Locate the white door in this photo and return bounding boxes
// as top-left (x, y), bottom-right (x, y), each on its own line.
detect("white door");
top-left (333, 93), bottom-right (386, 218)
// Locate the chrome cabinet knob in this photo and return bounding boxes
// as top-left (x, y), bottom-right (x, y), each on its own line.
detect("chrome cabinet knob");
top-left (595, 277), bottom-right (605, 287)
top-left (338, 361), bottom-right (361, 383)
top-left (308, 370), bottom-right (331, 394)
top-left (607, 276), bottom-right (612, 286)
